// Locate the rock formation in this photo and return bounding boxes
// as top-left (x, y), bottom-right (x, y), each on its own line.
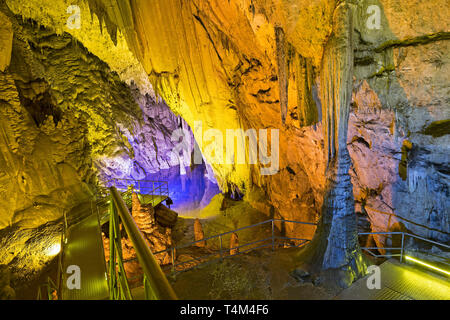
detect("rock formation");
top-left (194, 218), bottom-right (206, 248)
top-left (131, 193), bottom-right (173, 263)
top-left (0, 0), bottom-right (448, 289)
top-left (0, 264), bottom-right (15, 300)
top-left (0, 2), bottom-right (194, 280)
top-left (230, 233), bottom-right (240, 256)
top-left (298, 1), bottom-right (366, 287)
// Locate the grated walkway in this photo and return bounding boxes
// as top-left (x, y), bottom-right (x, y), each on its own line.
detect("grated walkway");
top-left (336, 259), bottom-right (450, 300)
top-left (60, 202), bottom-right (109, 300)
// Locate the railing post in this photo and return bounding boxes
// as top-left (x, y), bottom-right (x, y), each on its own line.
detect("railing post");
top-left (171, 247), bottom-right (176, 273)
top-left (109, 198), bottom-right (116, 300)
top-left (271, 220), bottom-right (275, 251)
top-left (63, 211), bottom-right (68, 232)
top-left (400, 232), bottom-right (405, 263)
top-left (152, 181), bottom-right (155, 205)
top-left (219, 235), bottom-right (223, 260)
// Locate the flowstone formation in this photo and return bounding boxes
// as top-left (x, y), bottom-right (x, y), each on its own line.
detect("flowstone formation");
top-left (0, 3), bottom-right (195, 280)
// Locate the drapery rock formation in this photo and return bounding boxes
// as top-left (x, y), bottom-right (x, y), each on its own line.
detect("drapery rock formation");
top-left (0, 0), bottom-right (448, 287)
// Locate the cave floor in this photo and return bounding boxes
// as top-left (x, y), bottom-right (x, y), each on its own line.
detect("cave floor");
top-left (132, 247), bottom-right (335, 300)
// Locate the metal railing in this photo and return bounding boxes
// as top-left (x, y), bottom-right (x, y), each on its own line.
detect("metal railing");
top-left (109, 187), bottom-right (177, 300)
top-left (37, 210), bottom-right (68, 300)
top-left (122, 219), bottom-right (317, 274)
top-left (358, 231), bottom-right (450, 274)
top-left (37, 277), bottom-right (58, 300)
top-left (364, 205), bottom-right (450, 239)
top-left (106, 178), bottom-right (168, 196)
top-left (104, 179), bottom-right (170, 209)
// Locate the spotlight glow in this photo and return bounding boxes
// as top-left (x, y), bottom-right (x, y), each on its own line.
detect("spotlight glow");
top-left (47, 243), bottom-right (61, 257)
top-left (405, 255), bottom-right (450, 276)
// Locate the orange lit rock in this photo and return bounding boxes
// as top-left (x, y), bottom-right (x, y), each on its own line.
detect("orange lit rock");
top-left (194, 218), bottom-right (206, 248)
top-left (230, 232), bottom-right (239, 256)
top-left (131, 193), bottom-right (156, 234)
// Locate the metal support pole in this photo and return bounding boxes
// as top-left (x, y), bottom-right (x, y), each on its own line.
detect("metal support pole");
top-left (63, 211), bottom-right (68, 232)
top-left (400, 233), bottom-right (405, 263)
top-left (152, 182), bottom-right (155, 204)
top-left (271, 220), bottom-right (275, 251)
top-left (171, 248), bottom-right (176, 273)
top-left (219, 235), bottom-right (223, 260)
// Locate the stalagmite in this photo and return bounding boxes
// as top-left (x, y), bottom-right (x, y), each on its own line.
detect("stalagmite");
top-left (194, 218), bottom-right (206, 247)
top-left (298, 0), bottom-right (366, 287)
top-left (131, 192), bottom-right (156, 234)
top-left (230, 232), bottom-right (239, 255)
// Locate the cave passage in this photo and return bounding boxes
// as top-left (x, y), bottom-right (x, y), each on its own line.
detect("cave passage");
top-left (0, 0), bottom-right (449, 303)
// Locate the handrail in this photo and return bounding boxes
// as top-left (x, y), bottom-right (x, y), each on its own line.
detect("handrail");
top-left (106, 179), bottom-right (169, 196)
top-left (358, 231), bottom-right (450, 268)
top-left (359, 231), bottom-right (450, 250)
top-left (37, 277), bottom-right (58, 300)
top-left (109, 187), bottom-right (177, 300)
top-left (364, 205), bottom-right (450, 236)
top-left (120, 218), bottom-right (318, 273)
top-left (151, 219), bottom-right (317, 257)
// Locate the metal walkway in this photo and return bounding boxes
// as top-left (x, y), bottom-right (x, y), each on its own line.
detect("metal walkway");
top-left (336, 259), bottom-right (450, 300)
top-left (60, 202), bottom-right (109, 300)
top-left (139, 194), bottom-right (168, 207)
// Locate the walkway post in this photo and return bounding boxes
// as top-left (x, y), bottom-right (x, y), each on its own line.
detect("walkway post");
top-left (171, 247), bottom-right (175, 273)
top-left (271, 220), bottom-right (275, 251)
top-left (400, 233), bottom-right (405, 263)
top-left (219, 235), bottom-right (223, 260)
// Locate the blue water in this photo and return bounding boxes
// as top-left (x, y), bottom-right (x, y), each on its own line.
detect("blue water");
top-left (144, 164), bottom-right (220, 215)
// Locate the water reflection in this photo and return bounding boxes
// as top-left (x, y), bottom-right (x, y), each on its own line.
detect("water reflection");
top-left (144, 164), bottom-right (220, 215)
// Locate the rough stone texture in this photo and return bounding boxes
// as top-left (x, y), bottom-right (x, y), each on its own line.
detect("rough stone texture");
top-left (0, 11), bottom-right (12, 72)
top-left (351, 1), bottom-right (450, 244)
top-left (299, 1), bottom-right (366, 287)
top-left (194, 218), bottom-right (206, 247)
top-left (130, 193), bottom-right (173, 264)
top-left (154, 204), bottom-right (178, 228)
top-left (0, 6), bottom-right (194, 280)
top-left (230, 232), bottom-right (239, 256)
top-left (0, 264), bottom-right (15, 299)
top-left (6, 0), bottom-right (154, 95)
top-left (0, 0), bottom-right (449, 287)
top-left (131, 193), bottom-right (156, 233)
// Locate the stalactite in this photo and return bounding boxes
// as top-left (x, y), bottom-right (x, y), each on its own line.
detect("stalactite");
top-left (86, 0), bottom-right (118, 45)
top-left (275, 26), bottom-right (288, 124)
top-left (296, 54), bottom-right (319, 127)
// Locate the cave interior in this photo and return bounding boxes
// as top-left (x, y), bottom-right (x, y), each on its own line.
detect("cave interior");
top-left (0, 0), bottom-right (448, 301)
